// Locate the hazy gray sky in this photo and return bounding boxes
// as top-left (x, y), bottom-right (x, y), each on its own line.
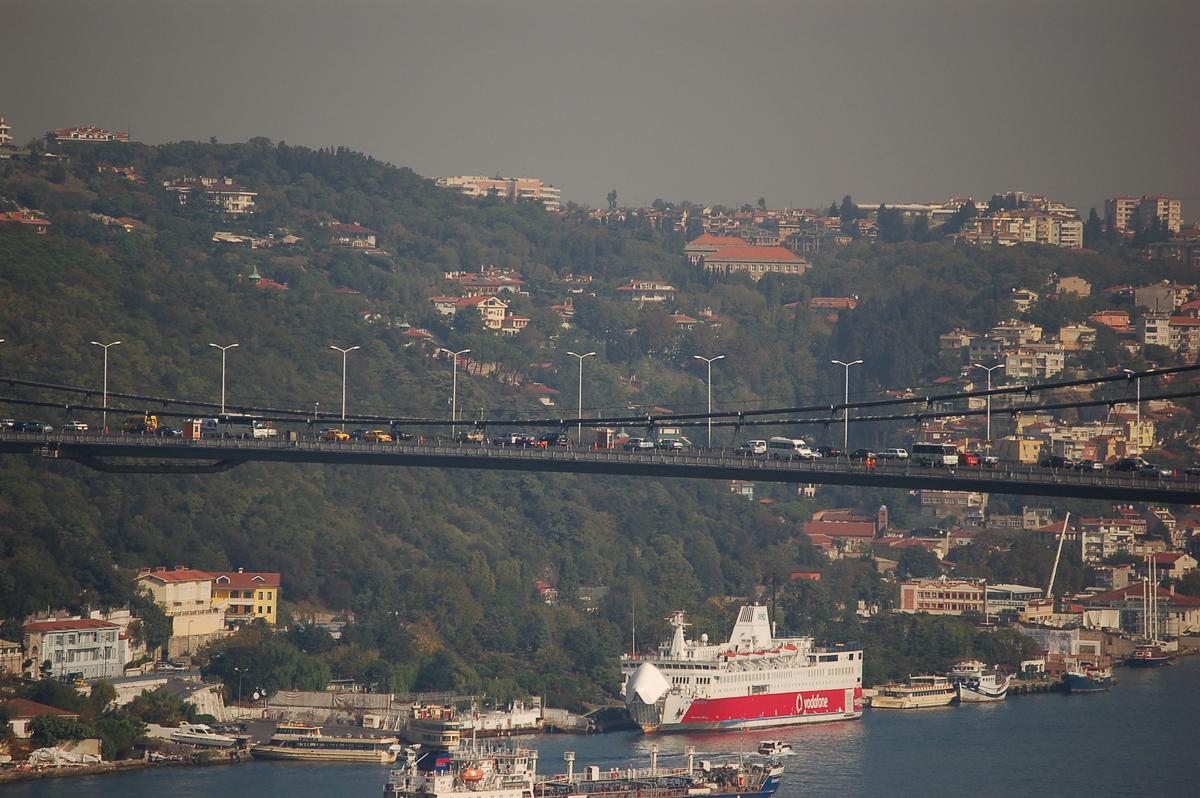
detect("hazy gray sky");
top-left (3, 0), bottom-right (1197, 215)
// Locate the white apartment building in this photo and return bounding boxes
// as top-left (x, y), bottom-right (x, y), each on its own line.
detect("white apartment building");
top-left (23, 619), bottom-right (127, 680)
top-left (990, 319), bottom-right (1043, 346)
top-left (436, 176), bottom-right (561, 211)
top-left (0, 117), bottom-right (12, 147)
top-left (1005, 344), bottom-right (1064, 379)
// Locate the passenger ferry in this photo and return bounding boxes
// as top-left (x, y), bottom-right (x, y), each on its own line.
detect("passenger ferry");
top-left (252, 722), bottom-right (401, 763)
top-left (620, 605), bottom-right (863, 732)
top-left (383, 743), bottom-right (784, 798)
top-left (869, 675), bottom-right (956, 709)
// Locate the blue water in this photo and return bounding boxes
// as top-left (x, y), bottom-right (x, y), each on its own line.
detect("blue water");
top-left (9, 657), bottom-right (1199, 798)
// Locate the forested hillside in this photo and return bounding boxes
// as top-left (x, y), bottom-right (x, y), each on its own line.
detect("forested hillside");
top-left (0, 139), bottom-right (1169, 701)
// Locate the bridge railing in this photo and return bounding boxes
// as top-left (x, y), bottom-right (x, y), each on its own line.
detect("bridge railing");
top-left (5, 430), bottom-right (1200, 492)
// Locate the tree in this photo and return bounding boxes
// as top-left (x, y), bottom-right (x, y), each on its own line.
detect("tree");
top-left (839, 195), bottom-right (860, 226)
top-left (607, 189), bottom-right (618, 211)
top-left (757, 197), bottom-right (767, 211)
top-left (129, 589), bottom-right (171, 657)
top-left (30, 714), bottom-right (91, 747)
top-left (1084, 207), bottom-right (1103, 247)
top-left (896, 547), bottom-right (942, 579)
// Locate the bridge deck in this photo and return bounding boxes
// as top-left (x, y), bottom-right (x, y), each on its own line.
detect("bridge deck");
top-left (3, 432), bottom-right (1199, 504)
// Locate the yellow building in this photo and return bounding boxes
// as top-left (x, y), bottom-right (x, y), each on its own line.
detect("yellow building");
top-left (210, 569), bottom-right (281, 627)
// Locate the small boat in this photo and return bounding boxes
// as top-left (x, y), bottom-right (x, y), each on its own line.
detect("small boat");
top-left (756, 740), bottom-right (793, 756)
top-left (947, 660), bottom-right (1010, 702)
top-left (1128, 643), bottom-right (1171, 668)
top-left (252, 722), bottom-right (401, 763)
top-left (1062, 664), bottom-right (1113, 693)
top-left (869, 675), bottom-right (956, 709)
top-left (170, 722), bottom-right (238, 748)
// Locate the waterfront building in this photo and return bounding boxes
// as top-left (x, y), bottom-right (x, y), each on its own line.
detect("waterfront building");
top-left (22, 618), bottom-right (126, 680)
top-left (210, 569), bottom-right (281, 626)
top-left (0, 116), bottom-right (11, 146)
top-left (615, 280), bottom-right (677, 304)
top-left (898, 576), bottom-right (987, 615)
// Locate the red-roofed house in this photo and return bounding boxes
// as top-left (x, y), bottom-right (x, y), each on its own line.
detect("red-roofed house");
top-left (700, 245), bottom-right (809, 280)
top-left (0, 210), bottom-right (52, 234)
top-left (211, 570), bottom-right (281, 627)
top-left (137, 567), bottom-right (227, 655)
top-left (2, 698), bottom-right (80, 738)
top-left (671, 313), bottom-right (699, 330)
top-left (1088, 309), bottom-right (1131, 332)
top-left (684, 233), bottom-right (746, 264)
top-left (1146, 552), bottom-right (1198, 579)
top-left (23, 619), bottom-right (126, 680)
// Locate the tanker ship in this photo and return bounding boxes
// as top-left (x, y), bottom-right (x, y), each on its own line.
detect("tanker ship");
top-left (621, 604), bottom-right (863, 732)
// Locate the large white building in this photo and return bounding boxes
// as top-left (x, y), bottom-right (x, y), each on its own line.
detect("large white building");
top-left (23, 619), bottom-right (127, 680)
top-left (436, 175), bottom-right (561, 211)
top-left (0, 117), bottom-right (12, 147)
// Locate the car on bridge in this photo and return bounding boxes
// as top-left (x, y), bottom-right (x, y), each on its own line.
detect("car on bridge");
top-left (877, 448), bottom-right (909, 461)
top-left (655, 438), bottom-right (686, 452)
top-left (362, 429), bottom-right (394, 443)
top-left (1039, 455), bottom-right (1074, 469)
top-left (13, 420), bottom-right (54, 433)
top-left (736, 440), bottom-right (767, 456)
top-left (156, 425), bottom-right (183, 438)
top-left (623, 437), bottom-right (656, 451)
top-left (538, 432), bottom-right (569, 447)
top-left (62, 420), bottom-right (89, 432)
top-left (392, 429), bottom-right (416, 442)
top-left (320, 428), bottom-right (351, 442)
top-left (1139, 462), bottom-right (1172, 478)
top-left (1074, 459), bottom-right (1104, 471)
top-left (849, 448), bottom-right (876, 461)
top-left (1111, 457), bottom-right (1149, 472)
top-left (492, 432), bottom-right (538, 447)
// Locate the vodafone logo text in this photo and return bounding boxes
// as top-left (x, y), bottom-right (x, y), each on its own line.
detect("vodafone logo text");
top-left (795, 693), bottom-right (830, 714)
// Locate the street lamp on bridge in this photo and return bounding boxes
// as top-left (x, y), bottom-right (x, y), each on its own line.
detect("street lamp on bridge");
top-left (831, 359), bottom-right (863, 452)
top-left (329, 345), bottom-right (360, 428)
top-left (90, 340), bottom-right (122, 433)
top-left (693, 354), bottom-right (725, 449)
top-left (450, 348), bottom-right (471, 437)
top-left (973, 362), bottom-right (1005, 453)
top-left (1121, 368), bottom-right (1142, 426)
top-left (208, 342), bottom-right (239, 415)
top-left (566, 351), bottom-right (596, 446)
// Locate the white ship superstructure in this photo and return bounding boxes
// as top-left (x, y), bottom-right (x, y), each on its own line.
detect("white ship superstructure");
top-left (620, 605), bottom-right (863, 732)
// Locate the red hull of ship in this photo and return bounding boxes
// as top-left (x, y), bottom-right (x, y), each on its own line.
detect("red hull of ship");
top-left (670, 688), bottom-right (864, 730)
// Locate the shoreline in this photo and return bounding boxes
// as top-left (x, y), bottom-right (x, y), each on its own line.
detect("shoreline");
top-left (0, 747), bottom-right (251, 785)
